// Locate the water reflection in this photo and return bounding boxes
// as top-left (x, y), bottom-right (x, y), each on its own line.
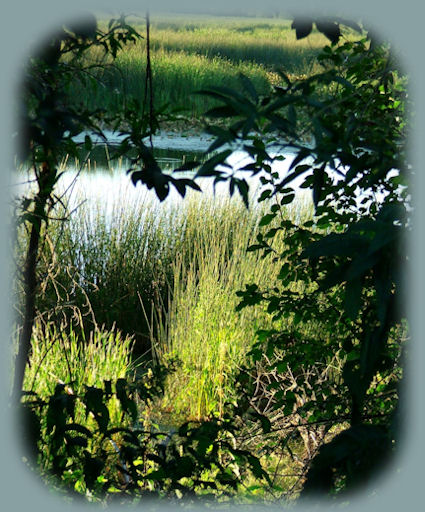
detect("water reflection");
top-left (13, 136), bottom-right (404, 223)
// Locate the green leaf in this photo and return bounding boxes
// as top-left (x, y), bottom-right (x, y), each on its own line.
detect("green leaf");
top-left (291, 19), bottom-right (313, 39)
top-left (280, 193), bottom-right (295, 205)
top-left (278, 164), bottom-right (311, 189)
top-left (238, 73), bottom-right (259, 103)
top-left (84, 135), bottom-right (92, 150)
top-left (196, 149), bottom-right (232, 177)
top-left (204, 105), bottom-right (238, 118)
top-left (259, 213), bottom-right (276, 226)
top-left (303, 232), bottom-right (367, 258)
top-left (258, 189), bottom-right (272, 202)
top-left (84, 386), bottom-right (110, 432)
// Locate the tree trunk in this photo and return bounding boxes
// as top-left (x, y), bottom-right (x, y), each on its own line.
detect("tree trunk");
top-left (12, 164), bottom-right (54, 402)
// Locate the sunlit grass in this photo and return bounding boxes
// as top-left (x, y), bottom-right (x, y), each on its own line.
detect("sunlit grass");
top-left (71, 14), bottom-right (331, 120)
top-left (149, 194), bottom-right (315, 420)
top-left (23, 319), bottom-right (134, 426)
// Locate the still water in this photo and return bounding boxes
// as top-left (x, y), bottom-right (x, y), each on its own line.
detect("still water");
top-left (12, 132), bottom-right (401, 219)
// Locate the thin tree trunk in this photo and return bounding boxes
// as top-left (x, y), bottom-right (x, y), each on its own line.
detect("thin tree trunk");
top-left (12, 164), bottom-right (54, 402)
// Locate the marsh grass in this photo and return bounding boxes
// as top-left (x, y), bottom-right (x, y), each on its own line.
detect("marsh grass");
top-left (20, 168), bottom-right (314, 422)
top-left (70, 15), bottom-right (330, 119)
top-left (146, 17), bottom-right (328, 73)
top-left (23, 319), bottom-right (134, 426)
top-left (143, 195), bottom-right (316, 420)
top-left (71, 46), bottom-right (274, 118)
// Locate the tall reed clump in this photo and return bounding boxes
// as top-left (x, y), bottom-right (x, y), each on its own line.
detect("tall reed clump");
top-left (153, 195), bottom-right (309, 421)
top-left (31, 178), bottom-right (185, 358)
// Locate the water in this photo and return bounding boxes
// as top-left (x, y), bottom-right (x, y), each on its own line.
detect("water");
top-left (12, 132), bottom-right (404, 222)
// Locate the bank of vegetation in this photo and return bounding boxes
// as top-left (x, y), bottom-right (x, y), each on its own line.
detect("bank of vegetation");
top-left (69, 15), bottom-right (329, 121)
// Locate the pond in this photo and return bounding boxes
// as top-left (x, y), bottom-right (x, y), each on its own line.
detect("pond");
top-left (63, 131), bottom-right (311, 208)
top-left (12, 130), bottom-right (401, 221)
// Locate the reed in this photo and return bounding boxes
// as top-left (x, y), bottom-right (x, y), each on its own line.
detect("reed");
top-left (149, 195), bottom-right (316, 420)
top-left (16, 166), bottom-right (316, 422)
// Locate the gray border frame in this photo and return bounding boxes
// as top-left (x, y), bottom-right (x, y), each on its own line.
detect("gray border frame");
top-left (1, 1), bottom-right (423, 511)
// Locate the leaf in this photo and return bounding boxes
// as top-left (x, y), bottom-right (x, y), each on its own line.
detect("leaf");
top-left (115, 379), bottom-right (136, 421)
top-left (170, 177), bottom-right (202, 198)
top-left (246, 244), bottom-right (264, 252)
top-left (288, 149), bottom-right (311, 172)
top-left (291, 19), bottom-right (313, 39)
top-left (84, 386), bottom-right (110, 432)
top-left (278, 164), bottom-right (311, 189)
top-left (259, 213), bottom-right (276, 226)
top-left (315, 20), bottom-right (342, 44)
top-left (249, 411), bottom-right (272, 433)
top-left (84, 135), bottom-right (92, 150)
top-left (62, 423), bottom-right (93, 437)
top-left (173, 160), bottom-right (199, 172)
top-left (196, 149), bottom-right (232, 178)
top-left (302, 232), bottom-right (367, 258)
top-left (258, 188), bottom-right (272, 202)
top-left (83, 452), bottom-right (104, 489)
top-left (280, 193), bottom-right (295, 205)
top-left (64, 434), bottom-right (88, 449)
top-left (234, 177), bottom-right (249, 208)
top-left (204, 105), bottom-right (238, 118)
top-left (238, 73), bottom-right (259, 103)
top-left (312, 165), bottom-right (325, 207)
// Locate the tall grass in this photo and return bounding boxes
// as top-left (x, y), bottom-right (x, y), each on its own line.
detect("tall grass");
top-left (146, 18), bottom-right (328, 73)
top-left (155, 197), bottom-right (280, 420)
top-left (135, 194), bottom-right (316, 420)
top-left (69, 15), bottom-right (330, 120)
top-left (23, 319), bottom-right (134, 426)
top-left (17, 167), bottom-right (314, 419)
top-left (70, 46), bottom-right (274, 118)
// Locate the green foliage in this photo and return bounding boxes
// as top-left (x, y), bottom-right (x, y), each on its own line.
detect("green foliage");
top-left (20, 378), bottom-right (269, 504)
top-left (16, 13), bottom-right (410, 504)
top-left (198, 28), bottom-right (409, 497)
top-left (23, 320), bottom-right (134, 425)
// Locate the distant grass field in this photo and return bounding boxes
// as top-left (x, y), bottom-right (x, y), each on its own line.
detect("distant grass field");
top-left (70, 14), bottom-right (330, 120)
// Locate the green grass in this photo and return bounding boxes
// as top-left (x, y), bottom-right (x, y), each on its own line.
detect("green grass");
top-left (146, 16), bottom-right (328, 72)
top-left (69, 14), bottom-right (330, 120)
top-left (23, 319), bottom-right (134, 426)
top-left (17, 171), bottom-right (315, 421)
top-left (152, 195), bottom-right (285, 420)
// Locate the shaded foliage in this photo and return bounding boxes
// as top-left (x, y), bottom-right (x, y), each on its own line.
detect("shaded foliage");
top-left (197, 23), bottom-right (409, 497)
top-left (20, 377), bottom-right (270, 503)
